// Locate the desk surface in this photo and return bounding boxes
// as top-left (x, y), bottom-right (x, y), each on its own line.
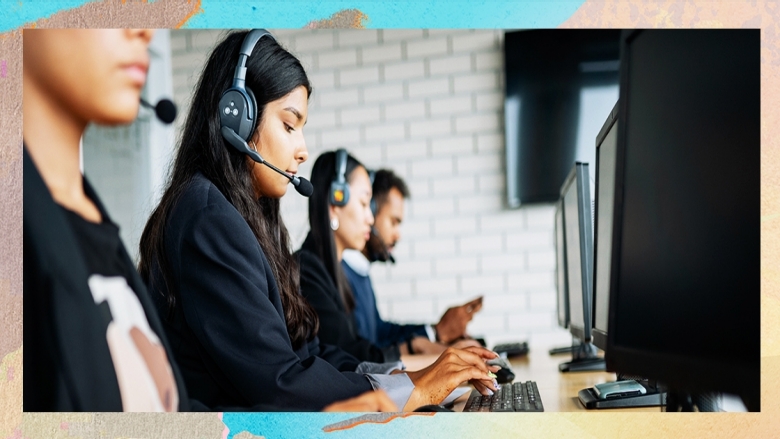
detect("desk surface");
top-left (401, 346), bottom-right (663, 412)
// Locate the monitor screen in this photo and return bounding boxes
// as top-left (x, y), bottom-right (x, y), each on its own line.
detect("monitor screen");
top-left (606, 29), bottom-right (760, 410)
top-left (504, 30), bottom-right (620, 207)
top-left (591, 101), bottom-right (618, 351)
top-left (554, 198), bottom-right (569, 329)
top-left (561, 162), bottom-right (593, 342)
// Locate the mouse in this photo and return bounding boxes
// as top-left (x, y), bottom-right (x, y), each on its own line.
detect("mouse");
top-left (495, 367), bottom-right (515, 384)
top-left (487, 356), bottom-right (516, 384)
top-left (413, 404), bottom-right (455, 412)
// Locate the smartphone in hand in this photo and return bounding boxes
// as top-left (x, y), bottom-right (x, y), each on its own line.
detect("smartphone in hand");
top-left (464, 296), bottom-right (483, 314)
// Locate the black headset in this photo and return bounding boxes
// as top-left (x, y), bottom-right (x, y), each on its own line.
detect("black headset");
top-left (368, 169), bottom-right (377, 215)
top-left (218, 29), bottom-right (274, 150)
top-left (329, 148), bottom-right (350, 206)
top-left (216, 29), bottom-right (314, 197)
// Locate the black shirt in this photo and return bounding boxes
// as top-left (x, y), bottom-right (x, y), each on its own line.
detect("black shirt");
top-left (62, 208), bottom-right (134, 280)
top-left (23, 146), bottom-right (189, 412)
top-left (147, 173), bottom-right (372, 411)
top-left (61, 207), bottom-right (180, 411)
top-left (296, 232), bottom-right (401, 363)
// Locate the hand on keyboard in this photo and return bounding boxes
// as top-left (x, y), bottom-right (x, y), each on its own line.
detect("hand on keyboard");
top-left (486, 355), bottom-right (515, 384)
top-left (464, 381), bottom-right (544, 412)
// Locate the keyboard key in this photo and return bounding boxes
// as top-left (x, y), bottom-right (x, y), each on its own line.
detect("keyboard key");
top-left (463, 381), bottom-right (544, 412)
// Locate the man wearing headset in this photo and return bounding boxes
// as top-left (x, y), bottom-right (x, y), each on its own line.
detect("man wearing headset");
top-left (342, 169), bottom-right (484, 355)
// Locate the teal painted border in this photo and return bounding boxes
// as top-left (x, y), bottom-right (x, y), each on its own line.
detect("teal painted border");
top-left (0, 0), bottom-right (96, 32)
top-left (221, 412), bottom-right (513, 439)
top-left (0, 1), bottom-right (584, 32)
top-left (185, 1), bottom-right (584, 29)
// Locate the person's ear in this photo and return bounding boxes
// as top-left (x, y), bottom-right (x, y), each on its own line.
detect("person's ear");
top-left (329, 204), bottom-right (341, 222)
top-left (329, 205), bottom-right (342, 232)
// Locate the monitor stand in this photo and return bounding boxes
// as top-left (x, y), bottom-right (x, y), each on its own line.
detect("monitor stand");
top-left (549, 336), bottom-right (580, 356)
top-left (558, 341), bottom-right (605, 372)
top-left (548, 345), bottom-right (574, 355)
top-left (578, 376), bottom-right (666, 409)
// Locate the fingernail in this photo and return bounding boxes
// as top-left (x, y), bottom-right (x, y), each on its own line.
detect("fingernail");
top-left (486, 389), bottom-right (494, 396)
top-left (493, 379), bottom-right (498, 388)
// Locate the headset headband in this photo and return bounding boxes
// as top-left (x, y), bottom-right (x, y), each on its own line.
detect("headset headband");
top-left (219, 29), bottom-right (276, 143)
top-left (329, 149), bottom-right (350, 206)
top-left (335, 149), bottom-right (348, 184)
top-left (232, 29), bottom-right (274, 90)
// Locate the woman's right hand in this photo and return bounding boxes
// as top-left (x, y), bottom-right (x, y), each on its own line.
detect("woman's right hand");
top-left (402, 346), bottom-right (500, 411)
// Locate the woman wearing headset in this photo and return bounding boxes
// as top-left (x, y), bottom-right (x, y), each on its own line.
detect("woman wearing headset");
top-left (138, 30), bottom-right (499, 411)
top-left (296, 151), bottom-right (482, 364)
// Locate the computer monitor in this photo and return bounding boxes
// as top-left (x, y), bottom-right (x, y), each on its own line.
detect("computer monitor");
top-left (561, 162), bottom-right (593, 342)
top-left (605, 29), bottom-right (760, 411)
top-left (591, 101), bottom-right (618, 352)
top-left (558, 162), bottom-right (604, 372)
top-left (554, 198), bottom-right (569, 330)
top-left (577, 101), bottom-right (667, 409)
top-left (549, 198), bottom-right (579, 357)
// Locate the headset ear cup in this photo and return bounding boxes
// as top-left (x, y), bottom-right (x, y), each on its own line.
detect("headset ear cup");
top-left (329, 149), bottom-right (350, 206)
top-left (245, 86), bottom-right (259, 140)
top-left (219, 88), bottom-right (254, 141)
top-left (329, 181), bottom-right (350, 206)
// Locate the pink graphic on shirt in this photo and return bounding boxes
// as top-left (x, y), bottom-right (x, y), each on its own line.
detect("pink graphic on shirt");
top-left (89, 275), bottom-right (179, 412)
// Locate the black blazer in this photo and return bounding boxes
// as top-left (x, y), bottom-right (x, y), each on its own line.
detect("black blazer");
top-left (296, 234), bottom-right (400, 363)
top-left (23, 148), bottom-right (192, 412)
top-left (149, 173), bottom-right (373, 411)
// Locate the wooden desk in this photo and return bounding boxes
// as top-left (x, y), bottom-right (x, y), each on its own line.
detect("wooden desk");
top-left (401, 347), bottom-right (663, 412)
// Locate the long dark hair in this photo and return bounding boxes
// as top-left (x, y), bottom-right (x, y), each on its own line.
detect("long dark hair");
top-left (307, 150), bottom-right (365, 313)
top-left (138, 30), bottom-right (319, 349)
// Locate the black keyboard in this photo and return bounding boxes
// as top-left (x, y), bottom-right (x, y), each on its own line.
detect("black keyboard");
top-left (464, 381), bottom-right (544, 412)
top-left (492, 341), bottom-right (529, 357)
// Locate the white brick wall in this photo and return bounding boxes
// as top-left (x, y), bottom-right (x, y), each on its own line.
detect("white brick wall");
top-left (430, 95), bottom-right (472, 116)
top-left (384, 60), bottom-right (426, 81)
top-left (317, 48), bottom-right (357, 70)
top-left (337, 29), bottom-right (380, 47)
top-left (385, 101), bottom-right (426, 121)
top-left (430, 54), bottom-right (472, 76)
top-left (169, 29), bottom-right (569, 350)
top-left (362, 43), bottom-right (403, 64)
top-left (364, 83), bottom-right (404, 103)
top-left (407, 77), bottom-right (450, 97)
